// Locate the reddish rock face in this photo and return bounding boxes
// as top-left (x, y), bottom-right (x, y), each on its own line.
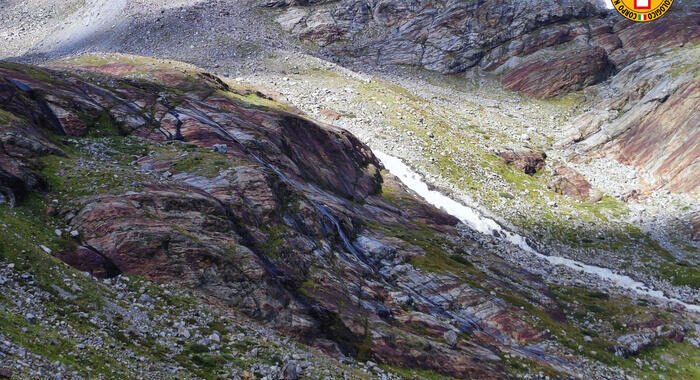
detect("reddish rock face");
top-left (3, 59), bottom-right (663, 379)
top-left (271, 0), bottom-right (698, 102)
top-left (498, 150), bottom-right (546, 175)
top-left (611, 12), bottom-right (700, 67)
top-left (502, 48), bottom-right (613, 98)
top-left (610, 80), bottom-right (700, 195)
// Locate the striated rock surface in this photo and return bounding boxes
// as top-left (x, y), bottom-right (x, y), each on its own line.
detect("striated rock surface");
top-left (267, 0), bottom-right (699, 98)
top-left (501, 47), bottom-right (613, 98)
top-left (565, 53), bottom-right (700, 195)
top-left (267, 0), bottom-right (605, 75)
top-left (0, 57), bottom-right (535, 378)
top-left (2, 56), bottom-right (698, 379)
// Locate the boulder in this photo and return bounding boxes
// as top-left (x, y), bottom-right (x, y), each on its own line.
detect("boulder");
top-left (498, 150), bottom-right (546, 175)
top-left (549, 165), bottom-right (593, 202)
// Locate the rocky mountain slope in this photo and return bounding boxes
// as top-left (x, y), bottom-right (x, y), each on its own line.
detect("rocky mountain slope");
top-left (245, 0), bottom-right (700, 298)
top-left (1, 56), bottom-right (698, 379)
top-left (265, 0), bottom-right (700, 194)
top-left (0, 0), bottom-right (699, 379)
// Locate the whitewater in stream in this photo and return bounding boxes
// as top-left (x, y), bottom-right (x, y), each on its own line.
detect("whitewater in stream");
top-left (374, 151), bottom-right (700, 313)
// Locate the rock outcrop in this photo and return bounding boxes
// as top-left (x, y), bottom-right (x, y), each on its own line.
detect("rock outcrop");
top-left (0, 57), bottom-right (549, 378)
top-left (565, 48), bottom-right (700, 195)
top-left (501, 47), bottom-right (613, 98)
top-left (549, 165), bottom-right (594, 202)
top-left (498, 150), bottom-right (546, 175)
top-left (268, 0), bottom-right (605, 76)
top-left (267, 0), bottom-right (699, 98)
top-left (266, 0), bottom-right (699, 195)
top-left (1, 56), bottom-right (696, 379)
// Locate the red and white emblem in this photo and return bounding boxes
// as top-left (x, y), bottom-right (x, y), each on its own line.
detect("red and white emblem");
top-left (634, 0), bottom-right (650, 9)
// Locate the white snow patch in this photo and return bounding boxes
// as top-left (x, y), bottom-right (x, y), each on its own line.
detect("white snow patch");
top-left (375, 151), bottom-right (700, 313)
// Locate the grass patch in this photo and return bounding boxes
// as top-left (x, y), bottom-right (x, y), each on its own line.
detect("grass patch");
top-left (171, 150), bottom-right (237, 178)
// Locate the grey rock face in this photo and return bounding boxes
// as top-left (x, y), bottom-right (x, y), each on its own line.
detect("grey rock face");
top-left (269, 0), bottom-right (606, 74)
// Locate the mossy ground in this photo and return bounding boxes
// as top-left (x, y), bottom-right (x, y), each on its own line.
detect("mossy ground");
top-left (255, 54), bottom-right (697, 289)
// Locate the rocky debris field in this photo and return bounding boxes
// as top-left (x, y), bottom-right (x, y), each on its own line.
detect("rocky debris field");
top-left (0, 258), bottom-right (393, 380)
top-left (0, 0), bottom-right (297, 70)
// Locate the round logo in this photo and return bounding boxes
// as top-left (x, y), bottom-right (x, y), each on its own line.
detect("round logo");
top-left (610, 0), bottom-right (674, 22)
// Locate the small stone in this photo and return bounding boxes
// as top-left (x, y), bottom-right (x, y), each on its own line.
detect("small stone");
top-left (138, 294), bottom-right (154, 304)
top-left (213, 144), bottom-right (228, 153)
top-left (443, 330), bottom-right (458, 346)
top-left (40, 245), bottom-right (52, 254)
top-left (0, 367), bottom-right (11, 378)
top-left (178, 327), bottom-right (191, 339)
top-left (54, 229), bottom-right (62, 237)
top-left (283, 361), bottom-right (298, 380)
top-left (70, 230), bottom-right (80, 238)
top-left (584, 335), bottom-right (593, 343)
